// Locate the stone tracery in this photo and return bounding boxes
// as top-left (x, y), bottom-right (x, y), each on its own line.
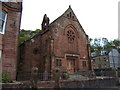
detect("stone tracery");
top-left (67, 30), bottom-right (75, 42)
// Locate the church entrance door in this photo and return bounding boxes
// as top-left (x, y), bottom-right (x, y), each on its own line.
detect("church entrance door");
top-left (67, 57), bottom-right (76, 74)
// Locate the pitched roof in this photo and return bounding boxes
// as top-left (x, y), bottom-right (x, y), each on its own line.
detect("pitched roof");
top-left (50, 5), bottom-right (88, 36)
top-left (20, 6), bottom-right (88, 46)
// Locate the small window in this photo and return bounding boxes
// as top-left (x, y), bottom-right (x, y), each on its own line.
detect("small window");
top-left (55, 59), bottom-right (62, 67)
top-left (72, 16), bottom-right (74, 19)
top-left (98, 58), bottom-right (101, 62)
top-left (33, 48), bottom-right (39, 54)
top-left (82, 61), bottom-right (86, 68)
top-left (103, 57), bottom-right (106, 60)
top-left (0, 10), bottom-right (7, 34)
top-left (70, 12), bottom-right (72, 17)
top-left (67, 14), bottom-right (69, 17)
top-left (93, 59), bottom-right (95, 62)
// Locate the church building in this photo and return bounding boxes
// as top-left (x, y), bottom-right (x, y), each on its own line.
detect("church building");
top-left (18, 6), bottom-right (91, 80)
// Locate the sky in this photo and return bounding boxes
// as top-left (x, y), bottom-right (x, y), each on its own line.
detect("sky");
top-left (20, 0), bottom-right (119, 40)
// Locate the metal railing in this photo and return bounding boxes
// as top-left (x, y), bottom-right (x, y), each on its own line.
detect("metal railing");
top-left (38, 72), bottom-right (53, 81)
top-left (19, 70), bottom-right (118, 81)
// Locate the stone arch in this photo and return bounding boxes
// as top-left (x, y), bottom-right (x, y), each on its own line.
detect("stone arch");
top-left (63, 24), bottom-right (79, 38)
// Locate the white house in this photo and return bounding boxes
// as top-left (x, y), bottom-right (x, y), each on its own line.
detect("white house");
top-left (109, 48), bottom-right (120, 69)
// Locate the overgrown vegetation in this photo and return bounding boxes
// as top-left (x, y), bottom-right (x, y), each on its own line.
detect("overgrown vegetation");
top-left (19, 29), bottom-right (41, 45)
top-left (89, 38), bottom-right (120, 53)
top-left (1, 72), bottom-right (10, 83)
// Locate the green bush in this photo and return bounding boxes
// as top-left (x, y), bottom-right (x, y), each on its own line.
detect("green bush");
top-left (2, 72), bottom-right (10, 83)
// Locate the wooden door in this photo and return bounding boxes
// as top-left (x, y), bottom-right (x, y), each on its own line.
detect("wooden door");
top-left (67, 58), bottom-right (75, 74)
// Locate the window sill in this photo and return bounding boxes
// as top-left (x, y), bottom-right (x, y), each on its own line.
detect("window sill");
top-left (0, 32), bottom-right (4, 34)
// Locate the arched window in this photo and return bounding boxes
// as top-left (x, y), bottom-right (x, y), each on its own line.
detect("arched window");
top-left (67, 30), bottom-right (75, 42)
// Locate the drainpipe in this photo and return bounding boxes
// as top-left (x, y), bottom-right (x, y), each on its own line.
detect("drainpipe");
top-left (87, 43), bottom-right (92, 71)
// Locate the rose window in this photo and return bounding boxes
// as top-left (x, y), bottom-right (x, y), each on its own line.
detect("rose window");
top-left (67, 30), bottom-right (75, 42)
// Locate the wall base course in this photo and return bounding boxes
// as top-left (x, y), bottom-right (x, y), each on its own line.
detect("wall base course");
top-left (1, 78), bottom-right (117, 89)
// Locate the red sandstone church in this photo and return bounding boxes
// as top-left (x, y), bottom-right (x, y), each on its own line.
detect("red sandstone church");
top-left (0, 1), bottom-right (91, 81)
top-left (17, 6), bottom-right (91, 80)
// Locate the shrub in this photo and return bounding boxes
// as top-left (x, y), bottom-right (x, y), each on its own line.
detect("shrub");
top-left (2, 72), bottom-right (10, 83)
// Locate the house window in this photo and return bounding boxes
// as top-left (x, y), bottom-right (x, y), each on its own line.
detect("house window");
top-left (94, 64), bottom-right (96, 69)
top-left (0, 10), bottom-right (7, 34)
top-left (98, 58), bottom-right (101, 63)
top-left (103, 57), bottom-right (106, 60)
top-left (55, 59), bottom-right (62, 67)
top-left (93, 59), bottom-right (95, 62)
top-left (82, 61), bottom-right (86, 68)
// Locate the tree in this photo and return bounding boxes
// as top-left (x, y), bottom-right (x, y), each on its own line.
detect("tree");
top-left (113, 39), bottom-right (120, 47)
top-left (88, 38), bottom-right (95, 52)
top-left (88, 38), bottom-right (93, 45)
top-left (19, 34), bottom-right (30, 45)
top-left (94, 38), bottom-right (103, 51)
top-left (105, 42), bottom-right (112, 50)
top-left (102, 38), bottom-right (108, 50)
top-left (89, 37), bottom-right (120, 53)
top-left (19, 29), bottom-right (41, 45)
top-left (30, 29), bottom-right (41, 37)
top-left (113, 39), bottom-right (120, 53)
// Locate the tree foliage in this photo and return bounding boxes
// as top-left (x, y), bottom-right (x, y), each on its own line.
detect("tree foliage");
top-left (1, 72), bottom-right (10, 83)
top-left (89, 38), bottom-right (120, 53)
top-left (19, 29), bottom-right (41, 45)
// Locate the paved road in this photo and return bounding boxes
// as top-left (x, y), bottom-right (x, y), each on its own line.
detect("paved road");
top-left (80, 87), bottom-right (120, 90)
top-left (83, 86), bottom-right (120, 90)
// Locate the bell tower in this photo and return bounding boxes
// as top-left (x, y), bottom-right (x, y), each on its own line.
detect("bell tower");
top-left (41, 14), bottom-right (50, 30)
